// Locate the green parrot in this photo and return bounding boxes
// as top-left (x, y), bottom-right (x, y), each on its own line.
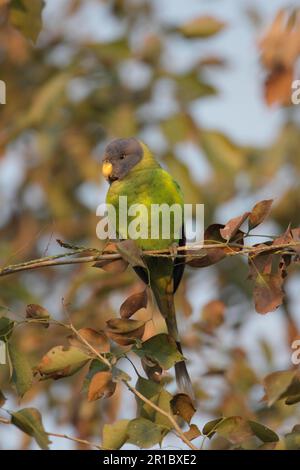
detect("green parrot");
top-left (102, 137), bottom-right (193, 397)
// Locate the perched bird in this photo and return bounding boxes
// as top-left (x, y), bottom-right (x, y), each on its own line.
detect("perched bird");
top-left (102, 137), bottom-right (193, 397)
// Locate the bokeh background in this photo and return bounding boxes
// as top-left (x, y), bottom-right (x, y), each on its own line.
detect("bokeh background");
top-left (1, 0), bottom-right (300, 449)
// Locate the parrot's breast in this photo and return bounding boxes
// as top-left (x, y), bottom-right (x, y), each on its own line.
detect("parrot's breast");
top-left (106, 168), bottom-right (184, 251)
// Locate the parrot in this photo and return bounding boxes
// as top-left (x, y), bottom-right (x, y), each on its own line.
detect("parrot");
top-left (102, 137), bottom-right (193, 397)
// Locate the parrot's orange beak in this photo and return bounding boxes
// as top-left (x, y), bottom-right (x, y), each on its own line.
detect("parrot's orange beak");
top-left (102, 161), bottom-right (113, 179)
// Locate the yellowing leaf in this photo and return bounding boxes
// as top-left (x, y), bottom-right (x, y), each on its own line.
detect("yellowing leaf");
top-left (180, 16), bottom-right (225, 38)
top-left (199, 130), bottom-right (245, 172)
top-left (36, 345), bottom-right (90, 380)
top-left (102, 420), bottom-right (130, 450)
top-left (9, 0), bottom-right (45, 44)
top-left (8, 343), bottom-right (33, 397)
top-left (11, 407), bottom-right (50, 450)
top-left (0, 317), bottom-right (15, 342)
top-left (263, 370), bottom-right (297, 406)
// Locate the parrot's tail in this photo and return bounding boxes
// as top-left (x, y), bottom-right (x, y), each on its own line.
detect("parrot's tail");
top-left (152, 285), bottom-right (194, 400)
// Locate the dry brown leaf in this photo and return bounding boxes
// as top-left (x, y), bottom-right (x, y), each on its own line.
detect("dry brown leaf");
top-left (120, 289), bottom-right (148, 319)
top-left (88, 371), bottom-right (116, 401)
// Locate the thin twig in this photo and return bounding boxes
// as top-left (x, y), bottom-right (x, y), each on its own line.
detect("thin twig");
top-left (124, 381), bottom-right (198, 451)
top-left (0, 416), bottom-right (10, 425)
top-left (0, 416), bottom-right (102, 450)
top-left (47, 432), bottom-right (102, 450)
top-left (0, 241), bottom-right (299, 278)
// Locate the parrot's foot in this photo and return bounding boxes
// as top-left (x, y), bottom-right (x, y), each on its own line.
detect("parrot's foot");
top-left (169, 242), bottom-right (179, 260)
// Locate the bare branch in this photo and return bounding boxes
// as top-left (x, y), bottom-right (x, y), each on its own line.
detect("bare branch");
top-left (0, 241), bottom-right (299, 278)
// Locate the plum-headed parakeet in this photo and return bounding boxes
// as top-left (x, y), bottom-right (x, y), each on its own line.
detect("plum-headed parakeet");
top-left (102, 137), bottom-right (193, 397)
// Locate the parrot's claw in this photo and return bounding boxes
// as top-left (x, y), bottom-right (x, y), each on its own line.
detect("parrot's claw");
top-left (169, 242), bottom-right (179, 259)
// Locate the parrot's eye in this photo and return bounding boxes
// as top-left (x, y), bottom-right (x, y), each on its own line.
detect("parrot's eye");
top-left (120, 154), bottom-right (125, 160)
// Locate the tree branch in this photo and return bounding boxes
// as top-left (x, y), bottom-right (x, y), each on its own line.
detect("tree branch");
top-left (0, 416), bottom-right (102, 450)
top-left (47, 432), bottom-right (102, 450)
top-left (0, 241), bottom-right (299, 278)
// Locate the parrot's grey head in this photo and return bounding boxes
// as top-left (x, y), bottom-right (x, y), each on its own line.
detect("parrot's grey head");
top-left (102, 137), bottom-right (143, 183)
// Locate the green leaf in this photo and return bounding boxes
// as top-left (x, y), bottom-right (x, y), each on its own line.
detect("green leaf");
top-left (8, 343), bottom-right (33, 398)
top-left (9, 0), bottom-right (45, 44)
top-left (36, 345), bottom-right (91, 380)
top-left (285, 429), bottom-right (300, 450)
top-left (154, 389), bottom-right (173, 430)
top-left (161, 113), bottom-right (191, 145)
top-left (136, 377), bottom-right (162, 399)
top-left (135, 378), bottom-right (173, 430)
top-left (248, 420), bottom-right (279, 443)
top-left (112, 367), bottom-right (131, 383)
top-left (199, 130), bottom-right (245, 173)
top-left (136, 377), bottom-right (162, 418)
top-left (212, 416), bottom-right (253, 445)
top-left (132, 334), bottom-right (183, 370)
top-left (0, 317), bottom-right (15, 342)
top-left (175, 72), bottom-right (216, 102)
top-left (21, 72), bottom-right (69, 126)
top-left (102, 420), bottom-right (130, 450)
top-left (204, 416), bottom-right (279, 445)
top-left (202, 418), bottom-right (223, 438)
top-left (11, 407), bottom-right (51, 450)
top-left (127, 418), bottom-right (165, 449)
